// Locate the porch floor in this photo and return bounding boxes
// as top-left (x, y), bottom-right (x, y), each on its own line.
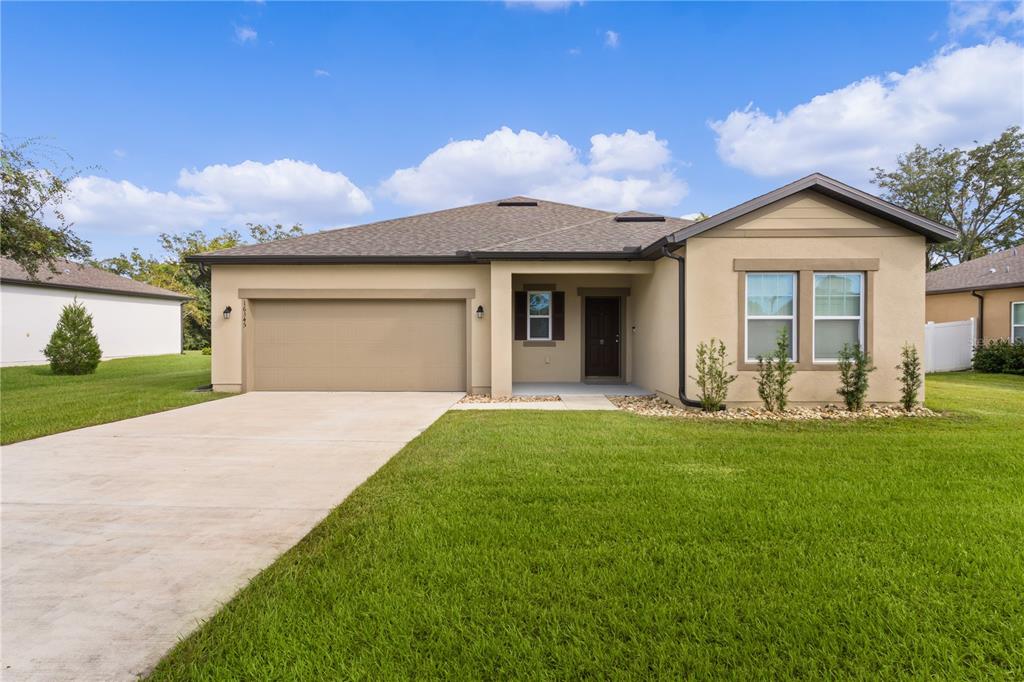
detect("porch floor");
top-left (512, 382), bottom-right (653, 397)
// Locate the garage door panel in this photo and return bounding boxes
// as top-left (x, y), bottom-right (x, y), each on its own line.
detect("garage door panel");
top-left (251, 300), bottom-right (465, 391)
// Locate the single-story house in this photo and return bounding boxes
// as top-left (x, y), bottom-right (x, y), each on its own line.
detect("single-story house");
top-left (925, 248), bottom-right (1024, 343)
top-left (1, 257), bottom-right (189, 366)
top-left (189, 173), bottom-right (954, 405)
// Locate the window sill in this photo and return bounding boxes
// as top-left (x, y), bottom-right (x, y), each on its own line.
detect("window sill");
top-left (523, 340), bottom-right (556, 347)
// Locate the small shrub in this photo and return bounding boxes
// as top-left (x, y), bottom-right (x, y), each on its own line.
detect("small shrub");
top-left (690, 338), bottom-right (736, 411)
top-left (755, 327), bottom-right (796, 412)
top-left (201, 346), bottom-right (212, 356)
top-left (836, 343), bottom-right (874, 411)
top-left (897, 343), bottom-right (923, 411)
top-left (972, 338), bottom-right (1024, 374)
top-left (43, 300), bottom-right (102, 375)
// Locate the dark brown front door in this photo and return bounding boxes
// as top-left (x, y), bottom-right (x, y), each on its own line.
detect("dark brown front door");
top-left (585, 297), bottom-right (620, 377)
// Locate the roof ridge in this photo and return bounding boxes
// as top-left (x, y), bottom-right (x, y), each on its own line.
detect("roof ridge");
top-left (473, 213), bottom-right (618, 252)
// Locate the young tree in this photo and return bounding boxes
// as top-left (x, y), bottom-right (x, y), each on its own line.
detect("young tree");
top-left (690, 338), bottom-right (736, 411)
top-left (897, 344), bottom-right (923, 411)
top-left (44, 300), bottom-right (102, 375)
top-left (93, 223), bottom-right (303, 350)
top-left (836, 344), bottom-right (874, 411)
top-left (1, 137), bottom-right (91, 275)
top-left (755, 327), bottom-right (796, 412)
top-left (871, 126), bottom-right (1024, 269)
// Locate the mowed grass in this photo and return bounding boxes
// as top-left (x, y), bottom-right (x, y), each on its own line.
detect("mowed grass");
top-left (1, 353), bottom-right (226, 444)
top-left (150, 372), bottom-right (1024, 679)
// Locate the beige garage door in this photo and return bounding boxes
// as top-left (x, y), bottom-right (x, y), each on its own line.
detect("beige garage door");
top-left (251, 299), bottom-right (466, 391)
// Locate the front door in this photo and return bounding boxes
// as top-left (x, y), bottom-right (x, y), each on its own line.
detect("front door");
top-left (584, 297), bottom-right (621, 378)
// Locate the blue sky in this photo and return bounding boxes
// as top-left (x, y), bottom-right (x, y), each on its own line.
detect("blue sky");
top-left (3, 1), bottom-right (1023, 258)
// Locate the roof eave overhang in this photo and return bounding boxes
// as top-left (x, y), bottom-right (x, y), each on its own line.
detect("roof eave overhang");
top-left (926, 281), bottom-right (1024, 295)
top-left (187, 250), bottom-right (653, 265)
top-left (0, 277), bottom-right (191, 301)
top-left (665, 174), bottom-right (957, 245)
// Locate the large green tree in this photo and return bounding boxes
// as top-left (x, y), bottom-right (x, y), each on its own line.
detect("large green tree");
top-left (871, 126), bottom-right (1024, 269)
top-left (1, 137), bottom-right (91, 275)
top-left (95, 223), bottom-right (303, 350)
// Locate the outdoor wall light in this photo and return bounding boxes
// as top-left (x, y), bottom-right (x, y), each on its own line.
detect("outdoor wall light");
top-left (476, 305), bottom-right (485, 319)
top-left (223, 306), bottom-right (232, 320)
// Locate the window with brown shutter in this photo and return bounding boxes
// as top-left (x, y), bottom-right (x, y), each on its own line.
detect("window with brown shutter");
top-left (514, 291), bottom-right (527, 340)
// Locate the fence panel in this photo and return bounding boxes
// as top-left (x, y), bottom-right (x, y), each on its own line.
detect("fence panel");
top-left (925, 318), bottom-right (975, 373)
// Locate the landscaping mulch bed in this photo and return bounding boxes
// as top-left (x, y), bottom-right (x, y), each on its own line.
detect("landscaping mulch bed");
top-left (609, 395), bottom-right (939, 420)
top-left (459, 394), bottom-right (562, 403)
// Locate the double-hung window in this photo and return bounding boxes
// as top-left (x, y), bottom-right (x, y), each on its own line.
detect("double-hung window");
top-left (745, 272), bottom-right (796, 361)
top-left (1013, 301), bottom-right (1024, 342)
top-left (813, 273), bottom-right (864, 361)
top-left (527, 291), bottom-right (553, 341)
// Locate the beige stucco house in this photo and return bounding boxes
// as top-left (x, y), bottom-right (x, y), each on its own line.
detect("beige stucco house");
top-left (925, 248), bottom-right (1024, 343)
top-left (190, 174), bottom-right (954, 406)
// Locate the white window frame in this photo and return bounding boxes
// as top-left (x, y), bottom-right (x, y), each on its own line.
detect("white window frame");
top-left (1013, 301), bottom-right (1024, 342)
top-left (526, 290), bottom-right (553, 341)
top-left (812, 272), bottom-right (865, 363)
top-left (744, 272), bottom-right (797, 363)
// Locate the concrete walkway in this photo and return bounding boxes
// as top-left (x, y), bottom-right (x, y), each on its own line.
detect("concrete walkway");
top-left (1, 391), bottom-right (462, 681)
top-left (451, 394), bottom-right (619, 410)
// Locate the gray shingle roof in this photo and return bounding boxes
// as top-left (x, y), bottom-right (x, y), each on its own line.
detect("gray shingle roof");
top-left (0, 257), bottom-right (190, 300)
top-left (926, 248), bottom-right (1024, 293)
top-left (194, 197), bottom-right (691, 262)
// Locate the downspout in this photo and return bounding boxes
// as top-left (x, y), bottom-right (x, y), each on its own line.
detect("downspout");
top-left (971, 290), bottom-right (985, 344)
top-left (662, 245), bottom-right (713, 409)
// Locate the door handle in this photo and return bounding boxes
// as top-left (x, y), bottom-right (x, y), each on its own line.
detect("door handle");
top-left (599, 339), bottom-right (605, 345)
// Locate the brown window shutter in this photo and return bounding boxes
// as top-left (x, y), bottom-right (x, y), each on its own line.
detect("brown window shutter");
top-left (552, 291), bottom-right (565, 340)
top-left (514, 291), bottom-right (527, 340)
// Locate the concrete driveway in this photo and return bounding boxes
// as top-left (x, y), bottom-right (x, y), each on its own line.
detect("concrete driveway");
top-left (1, 391), bottom-right (462, 681)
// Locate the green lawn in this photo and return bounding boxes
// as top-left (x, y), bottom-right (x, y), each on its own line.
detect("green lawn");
top-left (150, 372), bottom-right (1024, 680)
top-left (1, 353), bottom-right (226, 444)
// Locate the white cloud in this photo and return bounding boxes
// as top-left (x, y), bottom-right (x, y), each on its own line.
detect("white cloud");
top-left (567, 47), bottom-right (582, 56)
top-left (112, 148), bottom-right (127, 159)
top-left (234, 26), bottom-right (258, 44)
top-left (710, 40), bottom-right (1024, 181)
top-left (313, 68), bottom-right (331, 77)
top-left (604, 30), bottom-right (620, 48)
top-left (948, 1), bottom-right (1023, 37)
top-left (63, 159), bottom-right (372, 235)
top-left (589, 130), bottom-right (670, 174)
top-left (379, 126), bottom-right (686, 212)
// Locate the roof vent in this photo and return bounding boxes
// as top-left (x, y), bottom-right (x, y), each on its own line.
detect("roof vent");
top-left (497, 200), bottom-right (538, 207)
top-left (614, 215), bottom-right (666, 223)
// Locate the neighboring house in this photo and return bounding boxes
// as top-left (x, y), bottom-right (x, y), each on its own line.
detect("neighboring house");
top-left (1, 257), bottom-right (189, 366)
top-left (189, 173), bottom-right (953, 405)
top-left (925, 248), bottom-right (1024, 343)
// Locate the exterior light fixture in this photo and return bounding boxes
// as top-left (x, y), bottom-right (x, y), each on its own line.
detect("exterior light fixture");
top-left (223, 306), bottom-right (232, 320)
top-left (475, 305), bottom-right (485, 319)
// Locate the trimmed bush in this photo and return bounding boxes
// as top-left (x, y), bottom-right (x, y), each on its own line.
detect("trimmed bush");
top-left (897, 343), bottom-right (923, 411)
top-left (201, 346), bottom-right (212, 356)
top-left (972, 338), bottom-right (1024, 374)
top-left (690, 338), bottom-right (736, 411)
top-left (756, 327), bottom-right (796, 412)
top-left (43, 300), bottom-right (102, 375)
top-left (837, 344), bottom-right (874, 411)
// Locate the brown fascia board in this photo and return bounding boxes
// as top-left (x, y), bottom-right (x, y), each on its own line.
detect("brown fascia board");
top-left (187, 249), bottom-right (652, 265)
top-left (927, 281), bottom-right (1024, 295)
top-left (667, 173), bottom-right (957, 245)
top-left (0, 277), bottom-right (191, 301)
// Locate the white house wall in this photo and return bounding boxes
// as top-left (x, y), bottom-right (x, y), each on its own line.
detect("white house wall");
top-left (1, 284), bottom-right (183, 366)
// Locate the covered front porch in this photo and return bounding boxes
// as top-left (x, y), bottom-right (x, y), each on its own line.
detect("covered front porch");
top-left (488, 259), bottom-right (677, 398)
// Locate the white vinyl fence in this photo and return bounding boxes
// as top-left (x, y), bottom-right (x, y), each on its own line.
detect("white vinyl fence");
top-left (925, 318), bottom-right (976, 373)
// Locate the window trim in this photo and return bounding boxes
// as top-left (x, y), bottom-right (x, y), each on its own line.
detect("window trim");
top-left (526, 290), bottom-right (553, 341)
top-left (1012, 301), bottom-right (1024, 342)
top-left (744, 272), bottom-right (797, 363)
top-left (812, 271), bottom-right (865, 363)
